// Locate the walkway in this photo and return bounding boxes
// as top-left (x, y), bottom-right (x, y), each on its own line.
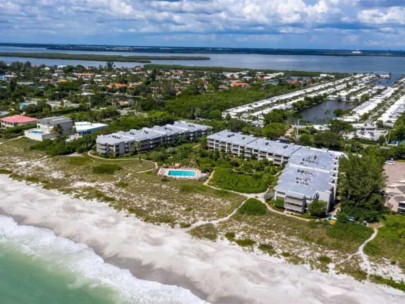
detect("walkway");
top-left (192, 170), bottom-right (311, 229)
top-left (357, 225), bottom-right (380, 279)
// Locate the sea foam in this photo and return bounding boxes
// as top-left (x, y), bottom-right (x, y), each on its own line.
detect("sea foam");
top-left (0, 214), bottom-right (206, 304)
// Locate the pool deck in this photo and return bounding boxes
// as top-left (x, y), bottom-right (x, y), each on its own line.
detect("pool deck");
top-left (158, 168), bottom-right (204, 179)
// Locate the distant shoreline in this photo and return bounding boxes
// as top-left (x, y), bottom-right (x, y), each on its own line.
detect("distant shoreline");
top-left (0, 52), bottom-right (210, 63)
top-left (1, 43), bottom-right (405, 57)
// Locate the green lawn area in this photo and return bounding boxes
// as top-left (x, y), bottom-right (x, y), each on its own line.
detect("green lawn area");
top-left (365, 215), bottom-right (405, 271)
top-left (210, 167), bottom-right (276, 193)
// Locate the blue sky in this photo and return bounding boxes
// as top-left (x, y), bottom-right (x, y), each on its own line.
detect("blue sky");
top-left (1, 0), bottom-right (405, 49)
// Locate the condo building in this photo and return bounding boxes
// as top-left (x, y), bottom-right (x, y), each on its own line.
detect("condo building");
top-left (96, 121), bottom-right (212, 156)
top-left (207, 131), bottom-right (340, 213)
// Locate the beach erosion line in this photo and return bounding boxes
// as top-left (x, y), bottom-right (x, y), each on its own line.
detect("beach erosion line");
top-left (0, 174), bottom-right (404, 304)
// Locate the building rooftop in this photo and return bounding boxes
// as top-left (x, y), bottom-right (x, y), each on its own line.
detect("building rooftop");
top-left (74, 122), bottom-right (108, 132)
top-left (245, 138), bottom-right (301, 157)
top-left (288, 147), bottom-right (338, 172)
top-left (207, 130), bottom-right (257, 146)
top-left (275, 164), bottom-right (334, 198)
top-left (39, 116), bottom-right (72, 125)
top-left (0, 114), bottom-right (38, 124)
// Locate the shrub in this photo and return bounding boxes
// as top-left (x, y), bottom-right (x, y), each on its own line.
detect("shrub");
top-left (235, 239), bottom-right (256, 247)
top-left (308, 200), bottom-right (327, 217)
top-left (273, 198), bottom-right (284, 209)
top-left (318, 255), bottom-right (332, 264)
top-left (92, 164), bottom-right (122, 174)
top-left (238, 198), bottom-right (267, 216)
top-left (258, 243), bottom-right (275, 255)
top-left (225, 232), bottom-right (235, 241)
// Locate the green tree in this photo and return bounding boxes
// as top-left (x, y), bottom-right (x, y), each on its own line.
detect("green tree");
top-left (308, 200), bottom-right (327, 217)
top-left (329, 120), bottom-right (354, 134)
top-left (299, 133), bottom-right (313, 146)
top-left (262, 123), bottom-right (288, 140)
top-left (339, 153), bottom-right (386, 222)
top-left (313, 131), bottom-right (342, 149)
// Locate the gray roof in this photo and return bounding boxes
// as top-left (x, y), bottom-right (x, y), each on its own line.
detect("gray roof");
top-left (172, 121), bottom-right (212, 131)
top-left (288, 147), bottom-right (338, 172)
top-left (39, 116), bottom-right (73, 125)
top-left (245, 138), bottom-right (301, 157)
top-left (275, 164), bottom-right (334, 198)
top-left (97, 121), bottom-right (210, 146)
top-left (207, 130), bottom-right (257, 146)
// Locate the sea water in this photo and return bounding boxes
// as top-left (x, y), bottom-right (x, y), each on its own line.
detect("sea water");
top-left (0, 215), bottom-right (204, 304)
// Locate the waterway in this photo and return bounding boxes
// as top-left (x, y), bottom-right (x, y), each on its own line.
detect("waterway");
top-left (1, 46), bottom-right (405, 78)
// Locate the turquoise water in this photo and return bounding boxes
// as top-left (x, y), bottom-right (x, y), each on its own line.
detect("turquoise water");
top-left (0, 214), bottom-right (204, 304)
top-left (0, 245), bottom-right (120, 304)
top-left (168, 170), bottom-right (197, 177)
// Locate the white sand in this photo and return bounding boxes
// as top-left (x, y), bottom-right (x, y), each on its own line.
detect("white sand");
top-left (0, 175), bottom-right (404, 304)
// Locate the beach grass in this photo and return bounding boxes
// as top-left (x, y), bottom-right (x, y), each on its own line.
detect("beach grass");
top-left (364, 215), bottom-right (405, 271)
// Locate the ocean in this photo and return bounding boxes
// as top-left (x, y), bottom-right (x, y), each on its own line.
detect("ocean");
top-left (0, 214), bottom-right (204, 304)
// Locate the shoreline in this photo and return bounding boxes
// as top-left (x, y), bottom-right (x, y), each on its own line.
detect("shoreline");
top-left (0, 174), bottom-right (404, 304)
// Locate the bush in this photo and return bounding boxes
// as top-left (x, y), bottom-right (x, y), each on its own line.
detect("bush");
top-left (318, 255), bottom-right (332, 264)
top-left (235, 239), bottom-right (256, 247)
top-left (273, 198), bottom-right (284, 209)
top-left (258, 243), bottom-right (275, 255)
top-left (92, 164), bottom-right (122, 175)
top-left (225, 232), bottom-right (235, 241)
top-left (308, 200), bottom-right (327, 217)
top-left (238, 198), bottom-right (267, 216)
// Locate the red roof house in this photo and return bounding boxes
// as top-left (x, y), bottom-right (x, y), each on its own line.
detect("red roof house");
top-left (0, 115), bottom-right (38, 128)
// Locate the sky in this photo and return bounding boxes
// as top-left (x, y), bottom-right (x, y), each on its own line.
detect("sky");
top-left (0, 0), bottom-right (405, 49)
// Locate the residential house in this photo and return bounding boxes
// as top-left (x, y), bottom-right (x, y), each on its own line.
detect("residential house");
top-left (0, 115), bottom-right (38, 128)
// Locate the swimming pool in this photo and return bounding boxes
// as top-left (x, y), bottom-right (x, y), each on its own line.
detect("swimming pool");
top-left (167, 170), bottom-right (197, 178)
top-left (30, 130), bottom-right (43, 134)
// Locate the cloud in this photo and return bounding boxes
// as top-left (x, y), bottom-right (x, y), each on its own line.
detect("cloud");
top-left (0, 0), bottom-right (404, 48)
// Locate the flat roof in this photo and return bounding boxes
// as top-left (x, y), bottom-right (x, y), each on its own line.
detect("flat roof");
top-left (75, 122), bottom-right (108, 132)
top-left (245, 138), bottom-right (301, 157)
top-left (288, 147), bottom-right (338, 172)
top-left (97, 121), bottom-right (210, 146)
top-left (39, 116), bottom-right (72, 125)
top-left (275, 164), bottom-right (334, 198)
top-left (207, 130), bottom-right (257, 146)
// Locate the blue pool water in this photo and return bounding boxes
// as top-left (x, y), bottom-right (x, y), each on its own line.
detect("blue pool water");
top-left (167, 170), bottom-right (197, 177)
top-left (30, 130), bottom-right (43, 134)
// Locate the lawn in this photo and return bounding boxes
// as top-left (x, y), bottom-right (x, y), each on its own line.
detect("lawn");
top-left (210, 167), bottom-right (276, 193)
top-left (365, 215), bottom-right (405, 271)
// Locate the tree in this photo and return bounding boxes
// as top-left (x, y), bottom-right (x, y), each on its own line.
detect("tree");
top-left (339, 153), bottom-right (386, 222)
top-left (313, 131), bottom-right (342, 149)
top-left (262, 123), bottom-right (288, 140)
top-left (263, 109), bottom-right (289, 124)
top-left (273, 198), bottom-right (284, 209)
top-left (299, 133), bottom-right (313, 146)
top-left (308, 200), bottom-right (327, 217)
top-left (329, 120), bottom-right (354, 134)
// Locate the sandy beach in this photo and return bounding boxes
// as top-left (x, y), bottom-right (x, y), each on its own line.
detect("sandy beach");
top-left (0, 174), bottom-right (404, 304)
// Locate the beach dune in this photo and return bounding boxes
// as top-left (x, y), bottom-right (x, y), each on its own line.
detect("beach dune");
top-left (0, 175), bottom-right (404, 304)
